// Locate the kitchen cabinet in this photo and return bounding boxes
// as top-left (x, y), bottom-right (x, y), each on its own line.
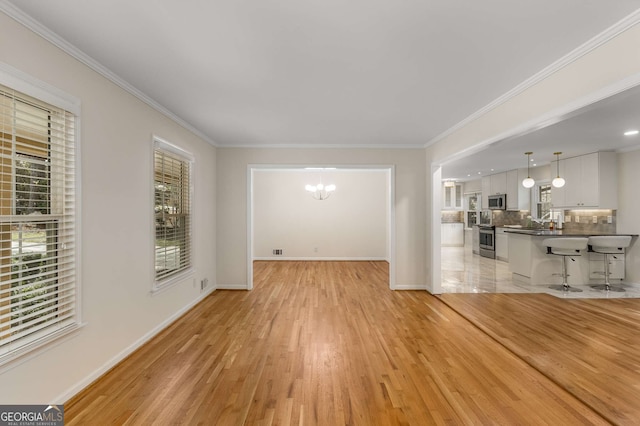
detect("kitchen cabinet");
top-left (472, 225), bottom-right (479, 254)
top-left (481, 170), bottom-right (529, 211)
top-left (490, 172), bottom-right (507, 195)
top-left (443, 183), bottom-right (463, 210)
top-left (506, 169), bottom-right (530, 211)
top-left (481, 176), bottom-right (491, 209)
top-left (551, 152), bottom-right (617, 209)
top-left (441, 223), bottom-right (464, 247)
top-left (495, 228), bottom-right (509, 262)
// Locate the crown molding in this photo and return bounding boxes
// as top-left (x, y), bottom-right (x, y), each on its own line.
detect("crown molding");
top-left (425, 8), bottom-right (640, 149)
top-left (216, 143), bottom-right (424, 149)
top-left (0, 0), bottom-right (218, 146)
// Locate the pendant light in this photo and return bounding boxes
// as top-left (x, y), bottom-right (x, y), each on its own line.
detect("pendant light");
top-left (552, 151), bottom-right (565, 188)
top-left (522, 152), bottom-right (535, 188)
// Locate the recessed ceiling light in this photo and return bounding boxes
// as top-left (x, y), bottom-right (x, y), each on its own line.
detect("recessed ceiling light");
top-left (624, 130), bottom-right (639, 136)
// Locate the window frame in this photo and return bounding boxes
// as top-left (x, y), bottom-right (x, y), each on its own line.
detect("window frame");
top-left (533, 181), bottom-right (552, 219)
top-left (0, 64), bottom-right (82, 369)
top-left (151, 136), bottom-right (194, 293)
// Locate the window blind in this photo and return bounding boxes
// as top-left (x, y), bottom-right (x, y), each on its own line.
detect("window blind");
top-left (154, 140), bottom-right (192, 285)
top-left (0, 84), bottom-right (77, 362)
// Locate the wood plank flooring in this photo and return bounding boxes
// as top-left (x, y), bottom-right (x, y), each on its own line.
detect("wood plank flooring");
top-left (65, 261), bottom-right (612, 425)
top-left (439, 293), bottom-right (640, 425)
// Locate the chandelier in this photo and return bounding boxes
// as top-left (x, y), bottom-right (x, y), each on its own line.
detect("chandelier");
top-left (305, 183), bottom-right (336, 200)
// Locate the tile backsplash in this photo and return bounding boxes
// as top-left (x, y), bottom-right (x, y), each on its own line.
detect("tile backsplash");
top-left (491, 209), bottom-right (616, 233)
top-left (441, 211), bottom-right (464, 223)
top-left (562, 210), bottom-right (616, 233)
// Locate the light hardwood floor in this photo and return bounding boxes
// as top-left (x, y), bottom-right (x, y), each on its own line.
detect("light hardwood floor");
top-left (63, 261), bottom-right (620, 425)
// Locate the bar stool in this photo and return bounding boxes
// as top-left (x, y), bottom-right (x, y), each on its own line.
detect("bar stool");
top-left (543, 237), bottom-right (588, 292)
top-left (588, 236), bottom-right (632, 292)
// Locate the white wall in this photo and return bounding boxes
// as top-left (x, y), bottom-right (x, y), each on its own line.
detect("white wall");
top-left (217, 148), bottom-right (426, 289)
top-left (617, 149), bottom-right (640, 284)
top-left (253, 169), bottom-right (388, 259)
top-left (0, 12), bottom-right (216, 403)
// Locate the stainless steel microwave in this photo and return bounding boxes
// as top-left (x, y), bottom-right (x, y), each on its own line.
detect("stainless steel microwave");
top-left (488, 194), bottom-right (506, 210)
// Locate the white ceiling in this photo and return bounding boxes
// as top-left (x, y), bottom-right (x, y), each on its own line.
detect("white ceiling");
top-left (4, 0), bottom-right (640, 159)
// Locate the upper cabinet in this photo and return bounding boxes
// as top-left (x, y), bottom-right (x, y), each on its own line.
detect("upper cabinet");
top-left (551, 152), bottom-right (617, 209)
top-left (490, 172), bottom-right (507, 195)
top-left (506, 169), bottom-right (531, 211)
top-left (481, 169), bottom-right (529, 211)
top-left (443, 183), bottom-right (463, 210)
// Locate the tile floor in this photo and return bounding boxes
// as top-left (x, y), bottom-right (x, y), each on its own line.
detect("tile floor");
top-left (441, 244), bottom-right (640, 298)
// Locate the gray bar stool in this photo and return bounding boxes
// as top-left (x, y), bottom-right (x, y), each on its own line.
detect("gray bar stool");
top-left (588, 235), bottom-right (632, 292)
top-left (543, 237), bottom-right (588, 292)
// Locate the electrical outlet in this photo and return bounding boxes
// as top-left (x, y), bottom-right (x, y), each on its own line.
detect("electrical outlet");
top-left (272, 249), bottom-right (283, 255)
top-left (575, 216), bottom-right (580, 223)
top-left (607, 215), bottom-right (613, 224)
top-left (314, 247), bottom-right (318, 253)
top-left (592, 216), bottom-right (598, 224)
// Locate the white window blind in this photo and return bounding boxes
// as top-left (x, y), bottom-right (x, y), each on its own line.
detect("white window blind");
top-left (0, 84), bottom-right (78, 363)
top-left (154, 139), bottom-right (192, 286)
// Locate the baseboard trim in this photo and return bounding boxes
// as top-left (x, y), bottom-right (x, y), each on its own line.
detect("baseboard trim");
top-left (393, 284), bottom-right (429, 291)
top-left (55, 287), bottom-right (216, 404)
top-left (215, 284), bottom-right (250, 290)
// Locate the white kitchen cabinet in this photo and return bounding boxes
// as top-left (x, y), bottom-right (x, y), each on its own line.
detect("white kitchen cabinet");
top-left (495, 228), bottom-right (509, 262)
top-left (481, 176), bottom-right (491, 209)
top-left (441, 223), bottom-right (464, 247)
top-left (506, 169), bottom-right (530, 211)
top-left (472, 225), bottom-right (479, 254)
top-left (551, 152), bottom-right (617, 209)
top-left (443, 183), bottom-right (463, 210)
top-left (490, 172), bottom-right (507, 195)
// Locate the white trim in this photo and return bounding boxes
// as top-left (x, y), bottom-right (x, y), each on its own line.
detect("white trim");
top-left (52, 287), bottom-right (215, 404)
top-left (216, 284), bottom-right (250, 290)
top-left (430, 165), bottom-right (442, 295)
top-left (425, 9), bottom-right (640, 148)
top-left (151, 136), bottom-right (195, 292)
top-left (0, 1), bottom-right (217, 146)
top-left (0, 62), bottom-right (81, 114)
top-left (248, 165), bottom-right (396, 291)
top-left (394, 284), bottom-right (428, 291)
top-left (219, 143), bottom-right (423, 149)
top-left (0, 64), bottom-right (82, 368)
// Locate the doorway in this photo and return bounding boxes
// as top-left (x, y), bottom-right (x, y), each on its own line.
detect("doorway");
top-left (247, 165), bottom-right (396, 290)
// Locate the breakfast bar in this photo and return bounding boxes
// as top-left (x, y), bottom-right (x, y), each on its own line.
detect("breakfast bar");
top-left (504, 229), bottom-right (638, 287)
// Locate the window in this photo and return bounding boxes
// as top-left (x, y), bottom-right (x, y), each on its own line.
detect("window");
top-left (0, 83), bottom-right (78, 365)
top-left (536, 183), bottom-right (552, 219)
top-left (153, 138), bottom-right (193, 289)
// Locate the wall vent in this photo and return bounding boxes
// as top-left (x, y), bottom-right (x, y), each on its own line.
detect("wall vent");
top-left (273, 249), bottom-right (283, 255)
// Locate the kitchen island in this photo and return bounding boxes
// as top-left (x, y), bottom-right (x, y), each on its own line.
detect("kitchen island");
top-left (504, 228), bottom-right (638, 286)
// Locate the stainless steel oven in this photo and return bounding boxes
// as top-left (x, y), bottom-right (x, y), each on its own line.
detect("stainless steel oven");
top-left (478, 225), bottom-right (495, 259)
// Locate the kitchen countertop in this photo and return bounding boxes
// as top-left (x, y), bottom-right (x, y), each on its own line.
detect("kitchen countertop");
top-left (502, 228), bottom-right (638, 237)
